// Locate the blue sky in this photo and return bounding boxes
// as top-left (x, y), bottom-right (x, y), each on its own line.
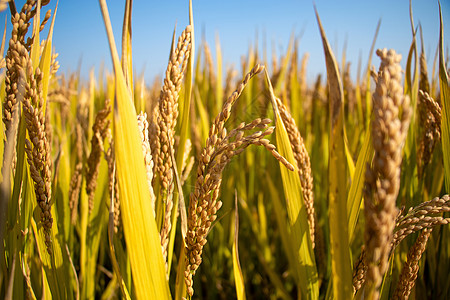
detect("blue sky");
top-left (2, 1), bottom-right (450, 84)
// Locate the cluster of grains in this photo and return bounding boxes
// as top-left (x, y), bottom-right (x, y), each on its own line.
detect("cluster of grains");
top-left (352, 195), bottom-right (450, 294)
top-left (21, 63), bottom-right (53, 254)
top-left (184, 64), bottom-right (294, 296)
top-left (137, 112), bottom-right (156, 213)
top-left (50, 52), bottom-right (60, 77)
top-left (67, 99), bottom-right (86, 225)
top-left (352, 246), bottom-right (367, 294)
top-left (417, 90), bottom-right (441, 177)
top-left (363, 48), bottom-right (411, 298)
top-left (105, 136), bottom-right (121, 234)
top-left (2, 0), bottom-right (53, 254)
top-left (275, 97), bottom-right (315, 247)
top-left (85, 100), bottom-right (111, 212)
top-left (68, 162), bottom-right (83, 224)
top-left (392, 228), bottom-right (432, 299)
top-left (419, 47), bottom-right (430, 94)
top-left (152, 25), bottom-right (192, 190)
top-left (3, 9), bottom-right (33, 172)
top-left (150, 25), bottom-right (192, 266)
top-left (392, 194), bottom-right (450, 249)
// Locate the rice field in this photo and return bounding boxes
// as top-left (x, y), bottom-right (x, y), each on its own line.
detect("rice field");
top-left (1, 0), bottom-right (450, 299)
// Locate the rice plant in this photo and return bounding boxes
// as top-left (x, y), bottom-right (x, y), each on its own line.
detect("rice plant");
top-left (1, 0), bottom-right (449, 299)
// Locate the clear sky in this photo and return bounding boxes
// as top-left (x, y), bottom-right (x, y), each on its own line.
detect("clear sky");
top-left (2, 1), bottom-right (450, 84)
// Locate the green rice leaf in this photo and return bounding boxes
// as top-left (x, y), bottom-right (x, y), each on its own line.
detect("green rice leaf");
top-left (265, 68), bottom-right (318, 299)
top-left (274, 31), bottom-right (294, 96)
top-left (439, 3), bottom-right (450, 193)
top-left (29, 0), bottom-right (41, 71)
top-left (232, 192), bottom-right (246, 300)
top-left (347, 126), bottom-right (373, 241)
top-left (314, 6), bottom-right (352, 299)
top-left (39, 2), bottom-right (57, 108)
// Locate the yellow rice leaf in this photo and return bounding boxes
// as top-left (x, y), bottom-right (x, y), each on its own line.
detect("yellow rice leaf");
top-left (265, 68), bottom-right (318, 299)
top-left (344, 131), bottom-right (355, 179)
top-left (108, 177), bottom-right (131, 300)
top-left (403, 34), bottom-right (418, 159)
top-left (39, 2), bottom-right (57, 112)
top-left (439, 3), bottom-right (450, 193)
top-left (347, 127), bottom-right (373, 241)
top-left (274, 31), bottom-right (294, 96)
top-left (315, 7), bottom-right (352, 299)
top-left (121, 0), bottom-right (133, 95)
top-left (99, 1), bottom-right (170, 298)
top-left (29, 0), bottom-right (41, 71)
top-left (232, 192), bottom-right (246, 300)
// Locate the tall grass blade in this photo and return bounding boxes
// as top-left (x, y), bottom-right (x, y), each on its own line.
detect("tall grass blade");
top-left (107, 166), bottom-right (131, 300)
top-left (264, 68), bottom-right (318, 299)
top-left (39, 2), bottom-right (57, 107)
top-left (274, 31), bottom-right (294, 96)
top-left (232, 191), bottom-right (246, 300)
top-left (439, 3), bottom-right (450, 193)
top-left (121, 0), bottom-right (133, 95)
top-left (99, 1), bottom-right (170, 298)
top-left (314, 6), bottom-right (352, 299)
top-left (347, 126), bottom-right (373, 241)
top-left (29, 0), bottom-right (41, 72)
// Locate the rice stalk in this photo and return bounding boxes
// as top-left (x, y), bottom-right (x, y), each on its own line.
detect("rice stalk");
top-left (438, 2), bottom-right (450, 193)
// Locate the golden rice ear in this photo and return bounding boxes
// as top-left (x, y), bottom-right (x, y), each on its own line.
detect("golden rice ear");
top-left (264, 67), bottom-right (318, 299)
top-left (99, 0), bottom-right (170, 298)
